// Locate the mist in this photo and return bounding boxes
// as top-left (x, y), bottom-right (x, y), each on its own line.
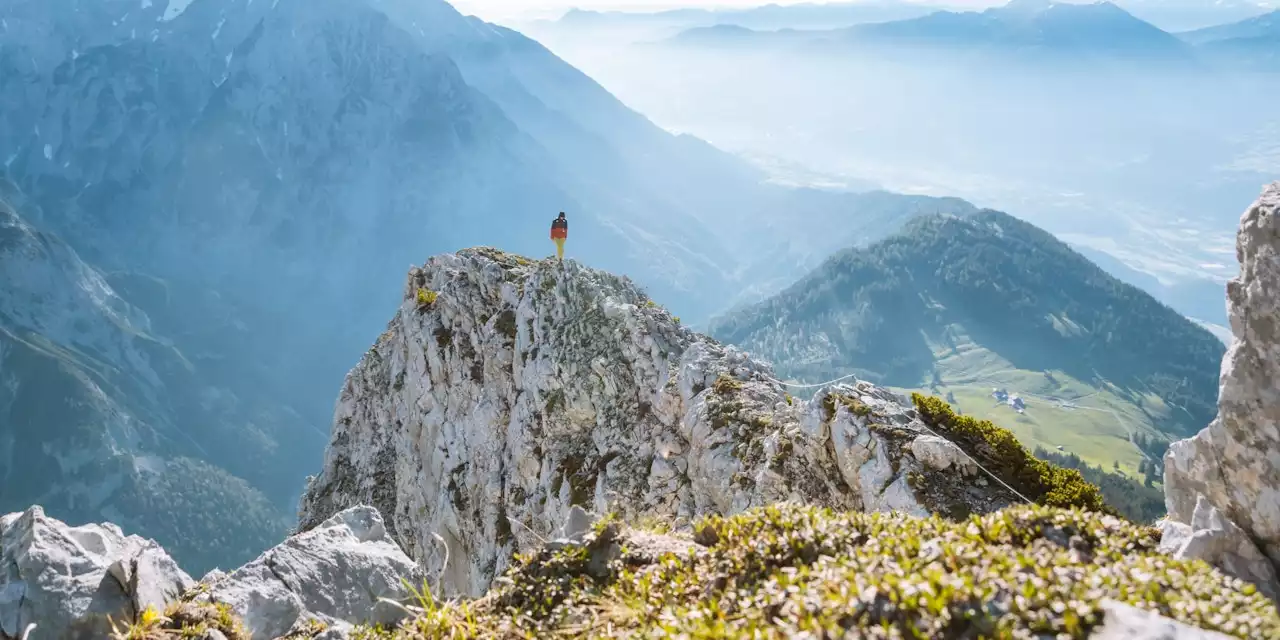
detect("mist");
top-left (521, 16), bottom-right (1280, 328)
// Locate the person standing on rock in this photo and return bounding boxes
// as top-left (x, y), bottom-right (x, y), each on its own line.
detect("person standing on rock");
top-left (550, 212), bottom-right (568, 262)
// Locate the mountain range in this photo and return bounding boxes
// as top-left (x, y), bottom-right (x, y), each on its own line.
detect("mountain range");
top-left (549, 0), bottom-right (1277, 34)
top-left (661, 0), bottom-right (1279, 69)
top-left (0, 0), bottom-right (1246, 578)
top-left (555, 0), bottom-right (945, 32)
top-left (0, 0), bottom-right (978, 572)
top-left (1182, 8), bottom-right (1280, 69)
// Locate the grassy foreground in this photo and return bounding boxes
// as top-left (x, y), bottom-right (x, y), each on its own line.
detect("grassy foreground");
top-left (354, 505), bottom-right (1278, 639)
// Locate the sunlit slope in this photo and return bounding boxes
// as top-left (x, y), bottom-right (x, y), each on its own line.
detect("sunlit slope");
top-left (884, 327), bottom-right (1185, 475)
top-left (710, 209), bottom-right (1224, 475)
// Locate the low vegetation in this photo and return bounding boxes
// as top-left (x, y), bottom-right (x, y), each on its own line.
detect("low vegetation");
top-left (351, 504), bottom-right (1279, 639)
top-left (911, 393), bottom-right (1113, 516)
top-left (109, 601), bottom-right (248, 640)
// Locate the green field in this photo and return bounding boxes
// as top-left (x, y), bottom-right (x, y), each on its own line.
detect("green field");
top-left (886, 332), bottom-right (1189, 480)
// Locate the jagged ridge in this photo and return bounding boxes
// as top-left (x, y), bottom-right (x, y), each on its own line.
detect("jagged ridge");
top-left (296, 247), bottom-right (1110, 598)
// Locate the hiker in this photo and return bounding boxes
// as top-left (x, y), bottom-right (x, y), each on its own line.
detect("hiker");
top-left (550, 212), bottom-right (568, 261)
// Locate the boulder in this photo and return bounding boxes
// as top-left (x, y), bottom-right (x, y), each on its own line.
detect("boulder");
top-left (0, 506), bottom-right (193, 640)
top-left (196, 506), bottom-right (421, 640)
top-left (910, 434), bottom-right (978, 475)
top-left (1159, 496), bottom-right (1280, 600)
top-left (1091, 601), bottom-right (1234, 639)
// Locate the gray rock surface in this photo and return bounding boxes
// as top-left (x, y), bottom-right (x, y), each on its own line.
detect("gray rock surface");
top-left (1090, 601), bottom-right (1234, 639)
top-left (1163, 182), bottom-right (1280, 599)
top-left (910, 434), bottom-right (978, 475)
top-left (196, 506), bottom-right (422, 640)
top-left (296, 249), bottom-right (1021, 597)
top-left (0, 505), bottom-right (193, 640)
top-left (1159, 495), bottom-right (1280, 600)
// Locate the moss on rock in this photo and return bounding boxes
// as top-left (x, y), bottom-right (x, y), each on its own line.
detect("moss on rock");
top-left (358, 504), bottom-right (1280, 639)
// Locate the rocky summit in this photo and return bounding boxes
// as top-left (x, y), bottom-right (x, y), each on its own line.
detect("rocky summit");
top-left (294, 247), bottom-right (1028, 598)
top-left (3, 185), bottom-right (1280, 638)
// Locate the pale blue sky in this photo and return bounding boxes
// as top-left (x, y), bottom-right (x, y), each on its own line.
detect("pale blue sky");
top-left (452, 0), bottom-right (1004, 21)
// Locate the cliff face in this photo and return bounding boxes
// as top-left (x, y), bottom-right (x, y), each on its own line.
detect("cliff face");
top-left (296, 248), bottom-right (1019, 597)
top-left (1162, 182), bottom-right (1280, 599)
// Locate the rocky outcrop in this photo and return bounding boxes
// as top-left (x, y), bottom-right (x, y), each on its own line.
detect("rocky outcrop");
top-left (0, 506), bottom-right (193, 640)
top-left (0, 505), bottom-right (419, 640)
top-left (296, 248), bottom-right (1022, 597)
top-left (1163, 182), bottom-right (1280, 599)
top-left (194, 507), bottom-right (421, 640)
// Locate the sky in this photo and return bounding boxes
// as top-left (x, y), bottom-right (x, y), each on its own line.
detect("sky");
top-left (451, 0), bottom-right (1280, 22)
top-left (450, 0), bottom-right (998, 21)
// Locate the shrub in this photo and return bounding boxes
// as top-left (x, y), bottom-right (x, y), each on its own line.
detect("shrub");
top-left (712, 373), bottom-right (743, 395)
top-left (416, 288), bottom-right (438, 308)
top-left (912, 393), bottom-right (1113, 515)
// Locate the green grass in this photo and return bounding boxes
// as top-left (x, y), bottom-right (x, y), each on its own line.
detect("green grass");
top-left (911, 394), bottom-right (1111, 514)
top-left (890, 330), bottom-right (1183, 478)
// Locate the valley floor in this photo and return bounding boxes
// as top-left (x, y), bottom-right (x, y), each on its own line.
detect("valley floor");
top-left (886, 335), bottom-right (1187, 479)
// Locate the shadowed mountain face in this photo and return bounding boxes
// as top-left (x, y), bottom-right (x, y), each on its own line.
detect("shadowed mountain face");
top-left (0, 190), bottom-right (292, 575)
top-left (0, 0), bottom-right (976, 570)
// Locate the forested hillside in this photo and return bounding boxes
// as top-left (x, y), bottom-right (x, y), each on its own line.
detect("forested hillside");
top-left (710, 210), bottom-right (1225, 473)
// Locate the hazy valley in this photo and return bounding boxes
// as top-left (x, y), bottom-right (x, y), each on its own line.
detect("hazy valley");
top-left (2, 0), bottom-right (1280, 636)
top-left (520, 0), bottom-right (1280, 333)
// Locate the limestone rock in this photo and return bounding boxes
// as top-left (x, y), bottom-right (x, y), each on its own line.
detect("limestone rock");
top-left (1159, 496), bottom-right (1280, 599)
top-left (296, 249), bottom-right (1019, 596)
top-left (0, 506), bottom-right (193, 640)
top-left (1090, 601), bottom-right (1234, 639)
top-left (910, 434), bottom-right (978, 476)
top-left (1163, 182), bottom-right (1280, 598)
top-left (196, 506), bottom-right (421, 640)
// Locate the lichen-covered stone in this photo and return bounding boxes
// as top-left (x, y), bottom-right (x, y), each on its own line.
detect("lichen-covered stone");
top-left (1164, 182), bottom-right (1280, 599)
top-left (296, 249), bottom-right (1018, 597)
